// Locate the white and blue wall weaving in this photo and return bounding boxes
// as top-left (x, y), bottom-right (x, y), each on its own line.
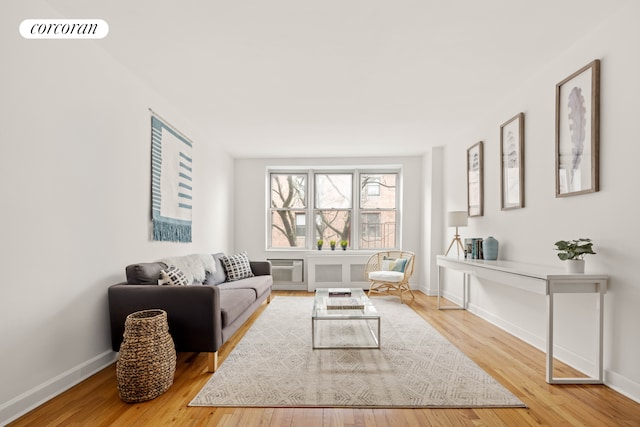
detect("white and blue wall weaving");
top-left (150, 112), bottom-right (193, 242)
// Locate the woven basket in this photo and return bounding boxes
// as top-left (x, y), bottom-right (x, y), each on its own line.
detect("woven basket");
top-left (116, 309), bottom-right (176, 403)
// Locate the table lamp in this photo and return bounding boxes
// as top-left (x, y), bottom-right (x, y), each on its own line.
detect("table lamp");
top-left (445, 211), bottom-right (468, 257)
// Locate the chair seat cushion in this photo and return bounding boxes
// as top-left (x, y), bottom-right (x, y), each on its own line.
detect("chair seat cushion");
top-left (369, 270), bottom-right (404, 282)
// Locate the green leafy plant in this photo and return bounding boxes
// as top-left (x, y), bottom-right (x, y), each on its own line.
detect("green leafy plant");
top-left (554, 238), bottom-right (596, 260)
top-left (317, 239), bottom-right (323, 246)
top-left (340, 239), bottom-right (348, 248)
top-left (329, 240), bottom-right (336, 246)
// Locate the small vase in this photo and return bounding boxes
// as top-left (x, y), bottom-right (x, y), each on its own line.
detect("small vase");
top-left (483, 236), bottom-right (499, 260)
top-left (330, 245), bottom-right (336, 251)
top-left (566, 259), bottom-right (585, 273)
top-left (317, 245), bottom-right (322, 251)
top-left (341, 246), bottom-right (347, 251)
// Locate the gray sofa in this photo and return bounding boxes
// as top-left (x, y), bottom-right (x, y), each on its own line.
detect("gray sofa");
top-left (108, 253), bottom-right (272, 372)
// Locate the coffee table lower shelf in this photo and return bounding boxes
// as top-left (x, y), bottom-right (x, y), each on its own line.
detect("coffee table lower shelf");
top-left (311, 315), bottom-right (381, 349)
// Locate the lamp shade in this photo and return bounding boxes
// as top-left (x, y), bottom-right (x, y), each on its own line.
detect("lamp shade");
top-left (447, 211), bottom-right (468, 227)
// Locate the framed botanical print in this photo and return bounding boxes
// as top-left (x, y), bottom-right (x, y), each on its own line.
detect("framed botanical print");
top-left (555, 59), bottom-right (600, 197)
top-left (467, 141), bottom-right (484, 217)
top-left (500, 113), bottom-right (525, 210)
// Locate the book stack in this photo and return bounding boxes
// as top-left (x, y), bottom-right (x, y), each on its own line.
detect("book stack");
top-left (325, 297), bottom-right (365, 310)
top-left (464, 238), bottom-right (484, 259)
top-left (328, 288), bottom-right (352, 297)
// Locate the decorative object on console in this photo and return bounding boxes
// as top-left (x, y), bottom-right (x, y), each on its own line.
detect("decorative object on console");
top-left (555, 59), bottom-right (600, 197)
top-left (467, 141), bottom-right (484, 217)
top-left (340, 239), bottom-right (348, 250)
top-left (116, 309), bottom-right (176, 403)
top-left (554, 238), bottom-right (596, 273)
top-left (445, 211), bottom-right (468, 257)
top-left (150, 109), bottom-right (194, 242)
top-left (483, 236), bottom-right (499, 260)
top-left (465, 238), bottom-right (484, 260)
top-left (500, 113), bottom-right (525, 210)
top-left (317, 239), bottom-right (323, 250)
top-left (330, 240), bottom-right (336, 250)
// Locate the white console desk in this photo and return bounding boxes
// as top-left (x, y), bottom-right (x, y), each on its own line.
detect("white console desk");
top-left (436, 255), bottom-right (608, 384)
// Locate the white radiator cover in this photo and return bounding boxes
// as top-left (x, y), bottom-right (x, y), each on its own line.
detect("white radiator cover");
top-left (306, 254), bottom-right (370, 291)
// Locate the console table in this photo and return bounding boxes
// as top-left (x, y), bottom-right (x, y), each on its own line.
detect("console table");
top-left (436, 255), bottom-right (608, 384)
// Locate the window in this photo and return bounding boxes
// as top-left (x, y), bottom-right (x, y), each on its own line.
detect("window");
top-left (314, 173), bottom-right (352, 245)
top-left (269, 169), bottom-right (399, 250)
top-left (270, 174), bottom-right (307, 248)
top-left (359, 173), bottom-right (397, 249)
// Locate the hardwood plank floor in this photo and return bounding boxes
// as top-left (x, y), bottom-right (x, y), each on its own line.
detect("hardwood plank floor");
top-left (9, 291), bottom-right (640, 426)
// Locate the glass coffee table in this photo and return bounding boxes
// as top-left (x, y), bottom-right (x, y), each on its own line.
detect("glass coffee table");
top-left (312, 288), bottom-right (381, 349)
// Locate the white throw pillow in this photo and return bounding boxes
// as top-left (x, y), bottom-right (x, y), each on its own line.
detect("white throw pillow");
top-left (161, 254), bottom-right (207, 284)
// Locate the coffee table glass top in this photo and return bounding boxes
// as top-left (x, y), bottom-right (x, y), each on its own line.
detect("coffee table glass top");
top-left (313, 288), bottom-right (379, 319)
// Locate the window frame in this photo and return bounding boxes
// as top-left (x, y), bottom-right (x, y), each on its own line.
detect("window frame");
top-left (267, 167), bottom-right (401, 250)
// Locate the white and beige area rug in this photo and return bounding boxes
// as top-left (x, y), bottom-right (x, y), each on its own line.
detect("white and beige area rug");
top-left (189, 296), bottom-right (526, 408)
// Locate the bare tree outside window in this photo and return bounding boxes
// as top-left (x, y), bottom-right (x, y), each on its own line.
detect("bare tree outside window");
top-left (269, 170), bottom-right (398, 249)
top-left (270, 174), bottom-right (306, 248)
top-left (314, 174), bottom-right (352, 245)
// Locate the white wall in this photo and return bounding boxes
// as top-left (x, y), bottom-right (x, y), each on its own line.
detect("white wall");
top-left (436, 1), bottom-right (640, 401)
top-left (0, 2), bottom-right (234, 423)
top-left (233, 156), bottom-right (424, 289)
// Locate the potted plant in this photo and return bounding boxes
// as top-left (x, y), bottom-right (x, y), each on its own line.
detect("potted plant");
top-left (340, 239), bottom-right (348, 250)
top-left (554, 238), bottom-right (596, 273)
top-left (316, 239), bottom-right (323, 251)
top-left (329, 240), bottom-right (336, 250)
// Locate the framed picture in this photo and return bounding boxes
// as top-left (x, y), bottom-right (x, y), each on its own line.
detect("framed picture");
top-left (467, 141), bottom-right (483, 217)
top-left (555, 59), bottom-right (600, 197)
top-left (500, 113), bottom-right (525, 210)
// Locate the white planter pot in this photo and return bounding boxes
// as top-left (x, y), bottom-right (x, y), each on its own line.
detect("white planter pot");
top-left (565, 259), bottom-right (585, 273)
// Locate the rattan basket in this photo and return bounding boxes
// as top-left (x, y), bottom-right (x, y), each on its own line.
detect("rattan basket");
top-left (116, 309), bottom-right (176, 403)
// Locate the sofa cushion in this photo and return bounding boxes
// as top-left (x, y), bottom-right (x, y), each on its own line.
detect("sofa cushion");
top-left (218, 275), bottom-right (272, 299)
top-left (221, 252), bottom-right (255, 281)
top-left (159, 266), bottom-right (190, 286)
top-left (368, 270), bottom-right (404, 282)
top-left (125, 262), bottom-right (167, 285)
top-left (219, 288), bottom-right (255, 328)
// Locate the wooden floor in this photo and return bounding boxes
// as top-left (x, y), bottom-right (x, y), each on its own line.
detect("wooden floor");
top-left (10, 291), bottom-right (640, 426)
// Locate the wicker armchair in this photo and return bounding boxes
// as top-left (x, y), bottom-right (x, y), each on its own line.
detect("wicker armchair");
top-left (364, 250), bottom-right (416, 303)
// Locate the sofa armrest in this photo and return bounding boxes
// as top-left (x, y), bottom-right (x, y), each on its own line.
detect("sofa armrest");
top-left (108, 283), bottom-right (222, 353)
top-left (250, 260), bottom-right (272, 276)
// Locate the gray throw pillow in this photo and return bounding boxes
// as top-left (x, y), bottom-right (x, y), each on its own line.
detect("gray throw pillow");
top-left (206, 253), bottom-right (228, 285)
top-left (125, 262), bottom-right (167, 285)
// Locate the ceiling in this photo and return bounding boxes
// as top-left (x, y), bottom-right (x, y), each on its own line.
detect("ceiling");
top-left (47, 0), bottom-right (627, 158)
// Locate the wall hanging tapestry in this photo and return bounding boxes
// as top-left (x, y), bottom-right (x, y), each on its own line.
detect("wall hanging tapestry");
top-left (150, 111), bottom-right (193, 242)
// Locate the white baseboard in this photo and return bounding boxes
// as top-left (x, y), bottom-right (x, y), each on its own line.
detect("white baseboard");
top-left (0, 350), bottom-right (117, 426)
top-left (605, 369), bottom-right (640, 404)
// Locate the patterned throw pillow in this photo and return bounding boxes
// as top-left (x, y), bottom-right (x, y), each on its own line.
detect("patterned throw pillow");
top-left (221, 252), bottom-right (254, 282)
top-left (158, 265), bottom-right (190, 286)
